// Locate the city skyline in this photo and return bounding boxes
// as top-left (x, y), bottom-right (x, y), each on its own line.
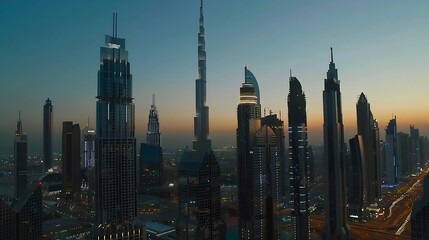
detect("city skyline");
top-left (1, 1), bottom-right (429, 154)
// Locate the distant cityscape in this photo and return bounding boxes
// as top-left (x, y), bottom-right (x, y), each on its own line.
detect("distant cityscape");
top-left (1, 1), bottom-right (429, 240)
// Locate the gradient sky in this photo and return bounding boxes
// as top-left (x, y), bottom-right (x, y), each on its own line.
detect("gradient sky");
top-left (1, 0), bottom-right (429, 154)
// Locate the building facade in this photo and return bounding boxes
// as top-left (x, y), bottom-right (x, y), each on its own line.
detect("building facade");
top-left (95, 13), bottom-right (137, 236)
top-left (347, 135), bottom-right (366, 221)
top-left (410, 125), bottom-right (421, 172)
top-left (385, 117), bottom-right (398, 186)
top-left (62, 121), bottom-right (81, 199)
top-left (411, 174), bottom-right (429, 239)
top-left (237, 76), bottom-right (261, 240)
top-left (14, 112), bottom-right (28, 199)
top-left (288, 75), bottom-right (310, 239)
top-left (322, 48), bottom-right (350, 240)
top-left (356, 93), bottom-right (380, 204)
top-left (43, 98), bottom-right (53, 172)
top-left (82, 120), bottom-right (96, 168)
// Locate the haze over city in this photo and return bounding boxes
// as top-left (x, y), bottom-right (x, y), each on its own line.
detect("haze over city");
top-left (1, 0), bottom-right (428, 154)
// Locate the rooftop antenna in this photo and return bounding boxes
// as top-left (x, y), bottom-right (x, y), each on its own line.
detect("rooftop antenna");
top-left (330, 47), bottom-right (334, 63)
top-left (115, 13), bottom-right (118, 38)
top-left (112, 13), bottom-right (115, 37)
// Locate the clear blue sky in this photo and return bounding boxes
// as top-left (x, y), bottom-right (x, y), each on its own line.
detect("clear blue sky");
top-left (1, 0), bottom-right (428, 154)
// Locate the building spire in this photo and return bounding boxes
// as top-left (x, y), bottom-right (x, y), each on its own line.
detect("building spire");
top-left (330, 47), bottom-right (334, 63)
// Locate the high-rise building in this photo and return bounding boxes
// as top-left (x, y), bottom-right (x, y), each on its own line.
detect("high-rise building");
top-left (43, 98), bottom-right (53, 172)
top-left (94, 13), bottom-right (140, 237)
top-left (411, 174), bottom-right (429, 239)
top-left (237, 75), bottom-right (262, 240)
top-left (139, 144), bottom-right (163, 190)
top-left (82, 119), bottom-right (95, 169)
top-left (347, 135), bottom-right (366, 221)
top-left (147, 94), bottom-right (160, 147)
top-left (410, 125), bottom-right (421, 172)
top-left (253, 122), bottom-right (281, 240)
top-left (14, 182), bottom-right (43, 240)
top-left (397, 132), bottom-right (410, 177)
top-left (322, 48), bottom-right (350, 240)
top-left (385, 117), bottom-right (398, 186)
top-left (0, 182), bottom-right (43, 240)
top-left (356, 93), bottom-right (380, 204)
top-left (176, 2), bottom-right (226, 239)
top-left (420, 136), bottom-right (429, 166)
top-left (237, 67), bottom-right (282, 240)
top-left (14, 112), bottom-right (28, 199)
top-left (372, 119), bottom-right (381, 200)
top-left (62, 121), bottom-right (81, 199)
top-left (139, 95), bottom-right (166, 197)
top-left (287, 74), bottom-right (310, 239)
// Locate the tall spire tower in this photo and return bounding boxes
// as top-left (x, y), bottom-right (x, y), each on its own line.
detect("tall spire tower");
top-left (322, 48), bottom-right (350, 240)
top-left (193, 0), bottom-right (210, 151)
top-left (177, 1), bottom-right (226, 239)
top-left (147, 94), bottom-right (160, 146)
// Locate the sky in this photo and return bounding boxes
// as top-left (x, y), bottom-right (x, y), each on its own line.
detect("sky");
top-left (1, 0), bottom-right (429, 154)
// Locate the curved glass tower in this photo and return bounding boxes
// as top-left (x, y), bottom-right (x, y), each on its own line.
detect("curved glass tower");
top-left (288, 75), bottom-right (310, 240)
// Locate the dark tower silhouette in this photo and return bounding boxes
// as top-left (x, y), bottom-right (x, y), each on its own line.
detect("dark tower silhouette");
top-left (385, 117), bottom-right (398, 186)
top-left (139, 95), bottom-right (164, 196)
top-left (62, 121), bottom-right (81, 199)
top-left (347, 135), bottom-right (366, 220)
top-left (288, 74), bottom-right (310, 239)
top-left (147, 94), bottom-right (160, 147)
top-left (43, 98), bottom-right (53, 172)
top-left (94, 13), bottom-right (142, 238)
top-left (356, 93), bottom-right (380, 204)
top-left (176, 1), bottom-right (226, 239)
top-left (14, 112), bottom-right (28, 199)
top-left (237, 68), bottom-right (262, 240)
top-left (322, 48), bottom-right (350, 240)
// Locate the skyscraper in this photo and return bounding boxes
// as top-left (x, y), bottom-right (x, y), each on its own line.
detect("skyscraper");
top-left (43, 98), bottom-right (53, 172)
top-left (385, 117), bottom-right (398, 186)
top-left (139, 96), bottom-right (164, 196)
top-left (94, 13), bottom-right (139, 237)
top-left (14, 112), bottom-right (27, 199)
top-left (372, 119), bottom-right (381, 200)
top-left (397, 132), bottom-right (410, 177)
top-left (253, 123), bottom-right (281, 240)
top-left (176, 2), bottom-right (226, 239)
top-left (237, 70), bottom-right (262, 240)
top-left (347, 135), bottom-right (366, 221)
top-left (356, 93), bottom-right (380, 204)
top-left (410, 125), bottom-right (421, 172)
top-left (147, 94), bottom-right (160, 147)
top-left (411, 174), bottom-right (429, 239)
top-left (288, 74), bottom-right (310, 240)
top-left (322, 48), bottom-right (350, 240)
top-left (82, 119), bottom-right (95, 169)
top-left (0, 182), bottom-right (43, 240)
top-left (62, 121), bottom-right (81, 199)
